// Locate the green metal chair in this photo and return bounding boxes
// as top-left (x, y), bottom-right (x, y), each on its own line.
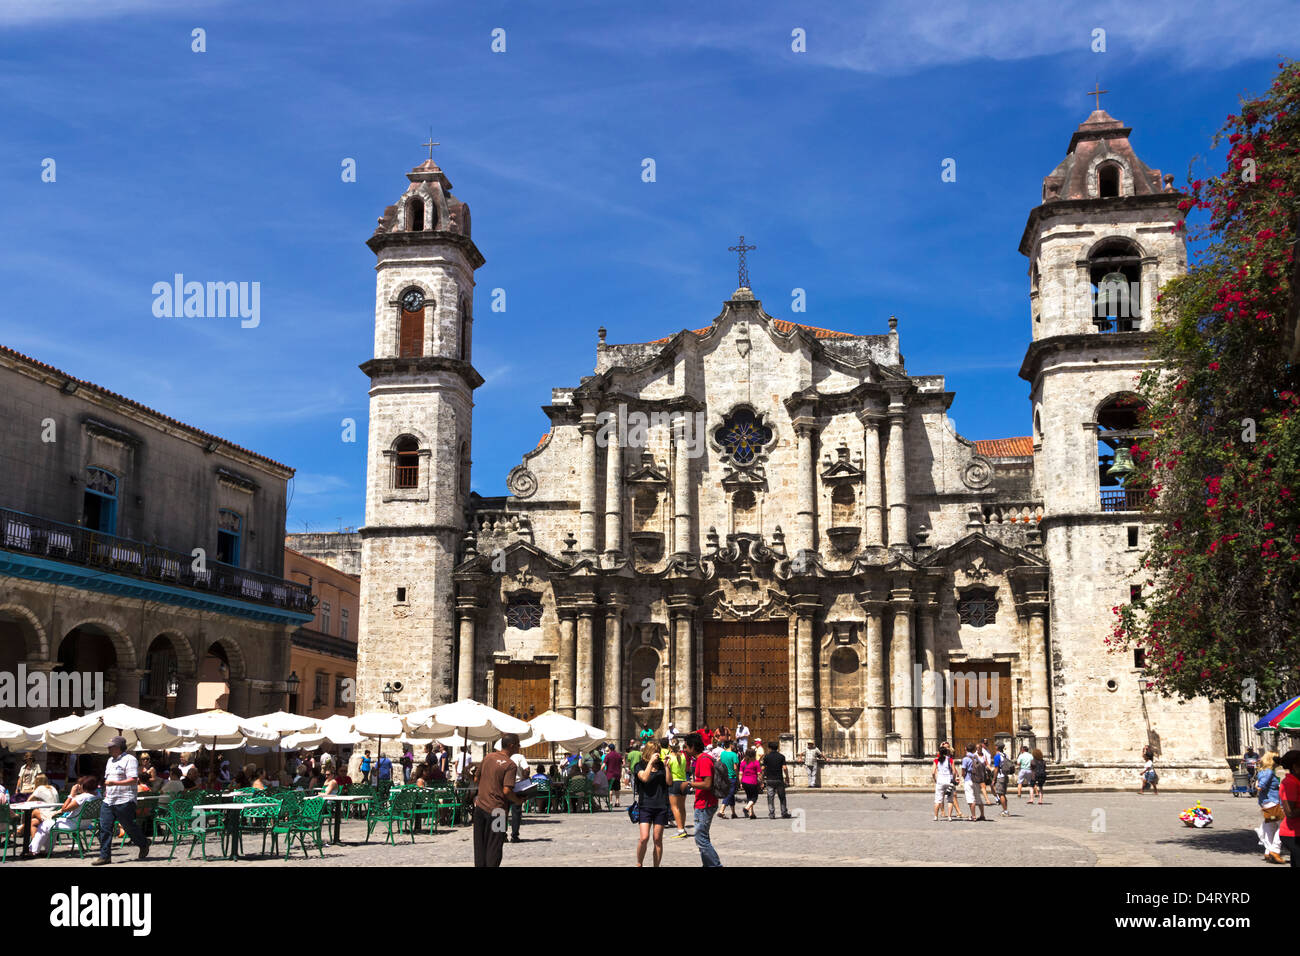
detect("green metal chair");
top-left (46, 798), bottom-right (102, 859)
top-left (0, 804), bottom-right (15, 862)
top-left (565, 778), bottom-right (594, 814)
top-left (525, 781), bottom-right (552, 814)
top-left (271, 796), bottom-right (326, 860)
top-left (366, 788), bottom-right (418, 844)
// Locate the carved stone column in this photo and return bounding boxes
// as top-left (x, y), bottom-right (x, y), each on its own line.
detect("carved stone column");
top-left (603, 416), bottom-right (623, 562)
top-left (917, 594), bottom-right (940, 751)
top-left (672, 416), bottom-right (695, 556)
top-left (889, 588), bottom-right (916, 756)
top-left (602, 598), bottom-right (625, 740)
top-left (1026, 604), bottom-right (1050, 740)
top-left (455, 597), bottom-right (482, 702)
top-left (860, 413), bottom-right (885, 547)
top-left (579, 405), bottom-right (599, 554)
top-left (575, 603), bottom-right (597, 726)
top-left (793, 595), bottom-right (821, 750)
top-left (860, 599), bottom-right (888, 755)
top-left (885, 399), bottom-right (909, 547)
top-left (557, 605), bottom-right (577, 719)
top-left (668, 595), bottom-right (696, 729)
top-left (793, 419), bottom-right (818, 553)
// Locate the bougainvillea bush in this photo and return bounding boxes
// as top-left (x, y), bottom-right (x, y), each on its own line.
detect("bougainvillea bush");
top-left (1113, 59), bottom-right (1299, 709)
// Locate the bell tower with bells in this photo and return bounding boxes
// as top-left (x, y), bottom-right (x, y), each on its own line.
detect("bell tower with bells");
top-left (355, 143), bottom-right (485, 714)
top-left (1015, 97), bottom-right (1207, 765)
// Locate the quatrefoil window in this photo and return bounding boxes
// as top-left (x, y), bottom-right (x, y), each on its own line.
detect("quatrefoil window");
top-left (716, 408), bottom-right (774, 466)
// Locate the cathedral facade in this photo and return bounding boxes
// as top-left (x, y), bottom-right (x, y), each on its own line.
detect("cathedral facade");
top-left (353, 111), bottom-right (1231, 787)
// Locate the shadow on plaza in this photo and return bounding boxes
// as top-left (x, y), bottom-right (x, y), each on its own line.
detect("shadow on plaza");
top-left (1152, 826), bottom-right (1262, 856)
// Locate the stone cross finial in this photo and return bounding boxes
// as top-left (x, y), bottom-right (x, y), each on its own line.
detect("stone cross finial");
top-left (1087, 81), bottom-right (1109, 111)
top-left (421, 131), bottom-right (440, 161)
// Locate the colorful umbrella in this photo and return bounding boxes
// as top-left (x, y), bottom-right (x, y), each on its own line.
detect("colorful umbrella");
top-left (1253, 694), bottom-right (1300, 730)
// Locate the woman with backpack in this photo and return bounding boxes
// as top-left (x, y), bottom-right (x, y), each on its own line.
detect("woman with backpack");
top-left (1255, 751), bottom-right (1285, 864)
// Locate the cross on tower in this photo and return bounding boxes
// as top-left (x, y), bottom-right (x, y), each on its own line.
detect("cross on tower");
top-left (728, 235), bottom-right (757, 289)
top-left (421, 131), bottom-right (440, 161)
top-left (1087, 81), bottom-right (1109, 111)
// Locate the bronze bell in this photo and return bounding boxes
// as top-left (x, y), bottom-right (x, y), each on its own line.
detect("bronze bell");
top-left (1107, 447), bottom-right (1137, 483)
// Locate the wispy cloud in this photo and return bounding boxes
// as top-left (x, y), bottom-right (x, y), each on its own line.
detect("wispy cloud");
top-left (0, 0), bottom-right (228, 26)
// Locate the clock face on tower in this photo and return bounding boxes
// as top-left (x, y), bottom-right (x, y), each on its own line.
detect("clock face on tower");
top-left (400, 289), bottom-right (425, 313)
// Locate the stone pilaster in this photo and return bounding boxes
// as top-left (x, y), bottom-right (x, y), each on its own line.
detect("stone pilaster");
top-left (668, 594), bottom-right (697, 729)
top-left (793, 594), bottom-right (821, 749)
top-left (579, 405), bottom-right (599, 554)
top-left (1026, 604), bottom-right (1051, 740)
top-left (858, 598), bottom-right (888, 755)
top-left (672, 416), bottom-right (695, 556)
top-left (557, 604), bottom-right (577, 719)
top-left (885, 401), bottom-right (909, 547)
top-left (575, 602), bottom-right (597, 726)
top-left (793, 418), bottom-right (818, 553)
top-left (603, 418), bottom-right (623, 563)
top-left (455, 596), bottom-right (482, 701)
top-left (859, 412), bottom-right (885, 547)
top-left (917, 593), bottom-right (940, 750)
top-left (889, 588), bottom-right (916, 755)
top-left (602, 597), bottom-right (625, 738)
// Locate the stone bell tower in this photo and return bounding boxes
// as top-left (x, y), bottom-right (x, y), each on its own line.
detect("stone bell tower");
top-left (355, 155), bottom-right (485, 712)
top-left (1020, 106), bottom-right (1224, 777)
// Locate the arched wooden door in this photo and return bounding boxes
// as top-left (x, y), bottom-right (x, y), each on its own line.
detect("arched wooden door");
top-left (702, 619), bottom-right (790, 741)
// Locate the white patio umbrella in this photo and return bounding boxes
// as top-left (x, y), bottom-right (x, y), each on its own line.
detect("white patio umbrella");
top-left (280, 732), bottom-right (328, 751)
top-left (350, 710), bottom-right (415, 773)
top-left (411, 699), bottom-right (531, 783)
top-left (318, 714), bottom-right (364, 745)
top-left (517, 710), bottom-right (607, 754)
top-left (30, 703), bottom-right (183, 753)
top-left (250, 712), bottom-right (322, 768)
top-left (170, 709), bottom-right (278, 782)
top-left (0, 718), bottom-right (37, 750)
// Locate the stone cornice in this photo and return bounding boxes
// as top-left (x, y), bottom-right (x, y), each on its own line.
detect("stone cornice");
top-left (1018, 331), bottom-right (1157, 384)
top-left (1018, 193), bottom-right (1184, 257)
top-left (365, 229), bottom-right (486, 269)
top-left (360, 356), bottom-right (485, 390)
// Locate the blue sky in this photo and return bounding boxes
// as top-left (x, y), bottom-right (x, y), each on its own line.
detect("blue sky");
top-left (1, 1), bottom-right (1294, 532)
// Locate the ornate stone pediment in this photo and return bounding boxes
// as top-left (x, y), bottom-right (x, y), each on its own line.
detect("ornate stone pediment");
top-left (703, 582), bottom-right (791, 621)
top-left (820, 443), bottom-right (864, 483)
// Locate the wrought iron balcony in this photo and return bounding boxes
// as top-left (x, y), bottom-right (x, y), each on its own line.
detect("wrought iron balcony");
top-left (0, 506), bottom-right (314, 613)
top-left (1100, 488), bottom-right (1145, 512)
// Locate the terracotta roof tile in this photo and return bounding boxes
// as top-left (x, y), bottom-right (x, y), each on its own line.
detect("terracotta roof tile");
top-left (0, 343), bottom-right (294, 473)
top-left (973, 437), bottom-right (1034, 458)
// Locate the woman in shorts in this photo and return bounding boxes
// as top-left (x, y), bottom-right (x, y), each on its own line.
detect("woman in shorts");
top-left (634, 743), bottom-right (669, 867)
top-left (1030, 748), bottom-right (1047, 805)
top-left (666, 743), bottom-right (689, 837)
top-left (993, 750), bottom-right (1010, 815)
top-left (932, 746), bottom-right (957, 821)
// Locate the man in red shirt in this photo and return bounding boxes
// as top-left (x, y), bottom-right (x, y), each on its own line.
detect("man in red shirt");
top-left (681, 733), bottom-right (721, 867)
top-left (1277, 749), bottom-right (1300, 867)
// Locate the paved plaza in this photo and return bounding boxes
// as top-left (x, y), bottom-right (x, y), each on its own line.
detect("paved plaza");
top-left (14, 789), bottom-right (1277, 867)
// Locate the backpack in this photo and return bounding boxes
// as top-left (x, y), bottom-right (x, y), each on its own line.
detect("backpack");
top-left (703, 755), bottom-right (730, 799)
top-left (968, 757), bottom-right (986, 785)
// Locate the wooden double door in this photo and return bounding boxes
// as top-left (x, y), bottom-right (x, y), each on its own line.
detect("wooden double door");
top-left (702, 620), bottom-right (790, 740)
top-left (948, 661), bottom-right (1013, 746)
top-left (494, 662), bottom-right (550, 759)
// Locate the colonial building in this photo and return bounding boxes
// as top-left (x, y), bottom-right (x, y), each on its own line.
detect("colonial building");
top-left (284, 546), bottom-right (359, 720)
top-left (0, 345), bottom-right (314, 728)
top-left (354, 111), bottom-right (1231, 787)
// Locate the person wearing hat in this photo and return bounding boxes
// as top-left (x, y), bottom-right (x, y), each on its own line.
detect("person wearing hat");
top-left (94, 736), bottom-right (150, 865)
top-left (1276, 750), bottom-right (1300, 866)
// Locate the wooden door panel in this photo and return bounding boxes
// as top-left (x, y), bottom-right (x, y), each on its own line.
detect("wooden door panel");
top-left (949, 662), bottom-right (1012, 747)
top-left (702, 620), bottom-right (790, 743)
top-left (494, 663), bottom-right (550, 760)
